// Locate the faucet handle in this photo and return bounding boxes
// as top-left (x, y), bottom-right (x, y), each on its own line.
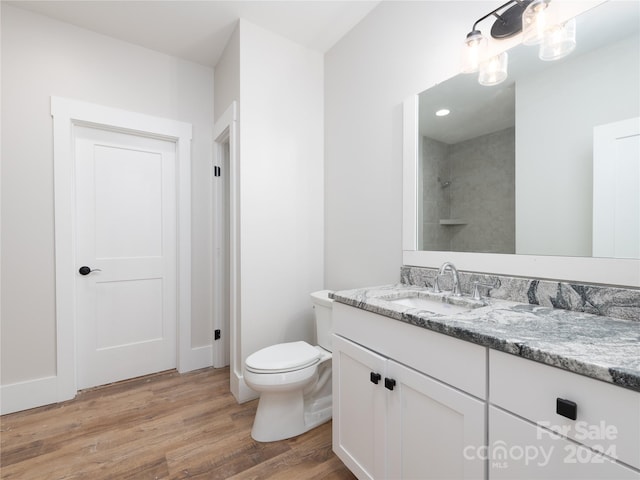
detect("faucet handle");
top-left (431, 275), bottom-right (442, 293)
top-left (472, 281), bottom-right (495, 301)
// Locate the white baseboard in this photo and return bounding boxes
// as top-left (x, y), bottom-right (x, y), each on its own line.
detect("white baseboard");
top-left (177, 345), bottom-right (213, 374)
top-left (0, 376), bottom-right (60, 415)
top-left (230, 370), bottom-right (259, 404)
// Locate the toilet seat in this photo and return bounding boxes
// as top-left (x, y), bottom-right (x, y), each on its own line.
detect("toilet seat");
top-left (245, 341), bottom-right (321, 374)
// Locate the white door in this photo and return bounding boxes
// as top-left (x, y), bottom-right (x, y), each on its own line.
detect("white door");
top-left (593, 117), bottom-right (640, 258)
top-left (74, 125), bottom-right (177, 389)
top-left (332, 334), bottom-right (387, 480)
top-left (386, 359), bottom-right (486, 480)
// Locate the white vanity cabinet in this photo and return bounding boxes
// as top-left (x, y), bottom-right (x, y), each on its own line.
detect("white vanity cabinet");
top-left (332, 302), bottom-right (487, 480)
top-left (488, 350), bottom-right (640, 479)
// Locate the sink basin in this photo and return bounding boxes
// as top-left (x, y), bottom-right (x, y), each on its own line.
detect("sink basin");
top-left (381, 292), bottom-right (483, 315)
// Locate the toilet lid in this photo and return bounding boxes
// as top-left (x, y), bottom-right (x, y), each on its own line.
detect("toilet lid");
top-left (245, 341), bottom-right (320, 373)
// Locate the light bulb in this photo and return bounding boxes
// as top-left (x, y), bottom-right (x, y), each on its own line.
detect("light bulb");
top-left (478, 52), bottom-right (508, 86)
top-left (522, 0), bottom-right (551, 46)
top-left (539, 18), bottom-right (577, 61)
top-left (461, 30), bottom-right (488, 74)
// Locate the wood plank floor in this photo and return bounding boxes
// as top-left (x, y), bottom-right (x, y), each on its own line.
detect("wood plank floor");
top-left (0, 367), bottom-right (356, 480)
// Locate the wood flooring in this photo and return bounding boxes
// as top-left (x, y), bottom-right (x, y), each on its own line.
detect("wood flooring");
top-left (0, 367), bottom-right (356, 480)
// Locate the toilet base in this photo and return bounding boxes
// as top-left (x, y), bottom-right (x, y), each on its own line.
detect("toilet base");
top-left (250, 390), bottom-right (332, 442)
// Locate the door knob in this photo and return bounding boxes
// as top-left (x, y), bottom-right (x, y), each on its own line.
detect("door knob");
top-left (78, 266), bottom-right (101, 275)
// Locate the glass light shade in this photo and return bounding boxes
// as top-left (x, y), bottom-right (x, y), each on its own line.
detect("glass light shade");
top-left (478, 52), bottom-right (508, 86)
top-left (539, 18), bottom-right (577, 61)
top-left (461, 31), bottom-right (488, 73)
top-left (522, 0), bottom-right (551, 45)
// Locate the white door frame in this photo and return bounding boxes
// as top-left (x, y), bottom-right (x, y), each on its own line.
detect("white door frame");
top-left (212, 102), bottom-right (246, 400)
top-left (212, 103), bottom-right (233, 368)
top-left (51, 97), bottom-right (192, 402)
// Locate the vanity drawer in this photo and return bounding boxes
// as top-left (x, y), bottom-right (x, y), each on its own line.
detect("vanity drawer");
top-left (333, 302), bottom-right (487, 399)
top-left (490, 350), bottom-right (640, 469)
top-left (489, 406), bottom-right (640, 479)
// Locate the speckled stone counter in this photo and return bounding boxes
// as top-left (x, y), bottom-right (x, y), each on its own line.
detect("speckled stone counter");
top-left (331, 284), bottom-right (640, 392)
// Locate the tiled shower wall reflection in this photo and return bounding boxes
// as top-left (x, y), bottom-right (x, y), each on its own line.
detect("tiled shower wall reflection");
top-left (421, 127), bottom-right (515, 254)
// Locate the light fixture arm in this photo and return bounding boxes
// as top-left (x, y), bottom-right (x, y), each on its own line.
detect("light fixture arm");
top-left (470, 0), bottom-right (519, 33)
top-left (468, 0), bottom-right (532, 39)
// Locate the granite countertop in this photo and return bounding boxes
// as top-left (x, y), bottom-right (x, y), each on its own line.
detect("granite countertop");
top-left (332, 284), bottom-right (640, 392)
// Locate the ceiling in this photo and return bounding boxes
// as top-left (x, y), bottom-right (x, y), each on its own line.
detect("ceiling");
top-left (7, 0), bottom-right (380, 67)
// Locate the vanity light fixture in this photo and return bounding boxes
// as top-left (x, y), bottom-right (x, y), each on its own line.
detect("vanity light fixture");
top-left (462, 0), bottom-right (577, 86)
top-left (462, 0), bottom-right (532, 75)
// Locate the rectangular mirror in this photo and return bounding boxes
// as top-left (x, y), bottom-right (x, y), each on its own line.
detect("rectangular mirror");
top-left (404, 0), bottom-right (640, 286)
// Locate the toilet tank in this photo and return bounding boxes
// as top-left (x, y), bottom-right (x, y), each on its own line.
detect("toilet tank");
top-left (310, 290), bottom-right (334, 352)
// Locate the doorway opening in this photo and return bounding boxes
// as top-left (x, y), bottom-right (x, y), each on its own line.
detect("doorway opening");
top-left (213, 133), bottom-right (231, 368)
top-left (212, 102), bottom-right (238, 373)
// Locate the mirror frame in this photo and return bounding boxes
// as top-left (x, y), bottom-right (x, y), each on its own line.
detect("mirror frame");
top-left (403, 96), bottom-right (640, 287)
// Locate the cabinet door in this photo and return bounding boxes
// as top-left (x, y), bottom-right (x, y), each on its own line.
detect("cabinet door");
top-left (386, 360), bottom-right (486, 480)
top-left (332, 334), bottom-right (387, 480)
top-left (489, 407), bottom-right (640, 479)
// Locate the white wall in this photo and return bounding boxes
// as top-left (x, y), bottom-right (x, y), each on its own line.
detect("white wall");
top-left (239, 18), bottom-right (324, 386)
top-left (214, 24), bottom-right (240, 123)
top-left (1, 6), bottom-right (214, 391)
top-left (516, 33), bottom-right (640, 256)
top-left (325, 1), bottom-right (496, 290)
top-left (215, 20), bottom-right (325, 402)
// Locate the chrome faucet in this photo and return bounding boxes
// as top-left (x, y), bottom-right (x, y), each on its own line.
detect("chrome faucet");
top-left (438, 262), bottom-right (463, 297)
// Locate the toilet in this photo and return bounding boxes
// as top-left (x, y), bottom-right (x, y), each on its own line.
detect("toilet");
top-left (244, 290), bottom-right (334, 442)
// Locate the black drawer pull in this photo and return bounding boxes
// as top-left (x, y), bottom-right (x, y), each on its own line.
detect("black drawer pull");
top-left (370, 372), bottom-right (381, 385)
top-left (385, 378), bottom-right (396, 391)
top-left (556, 398), bottom-right (577, 420)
